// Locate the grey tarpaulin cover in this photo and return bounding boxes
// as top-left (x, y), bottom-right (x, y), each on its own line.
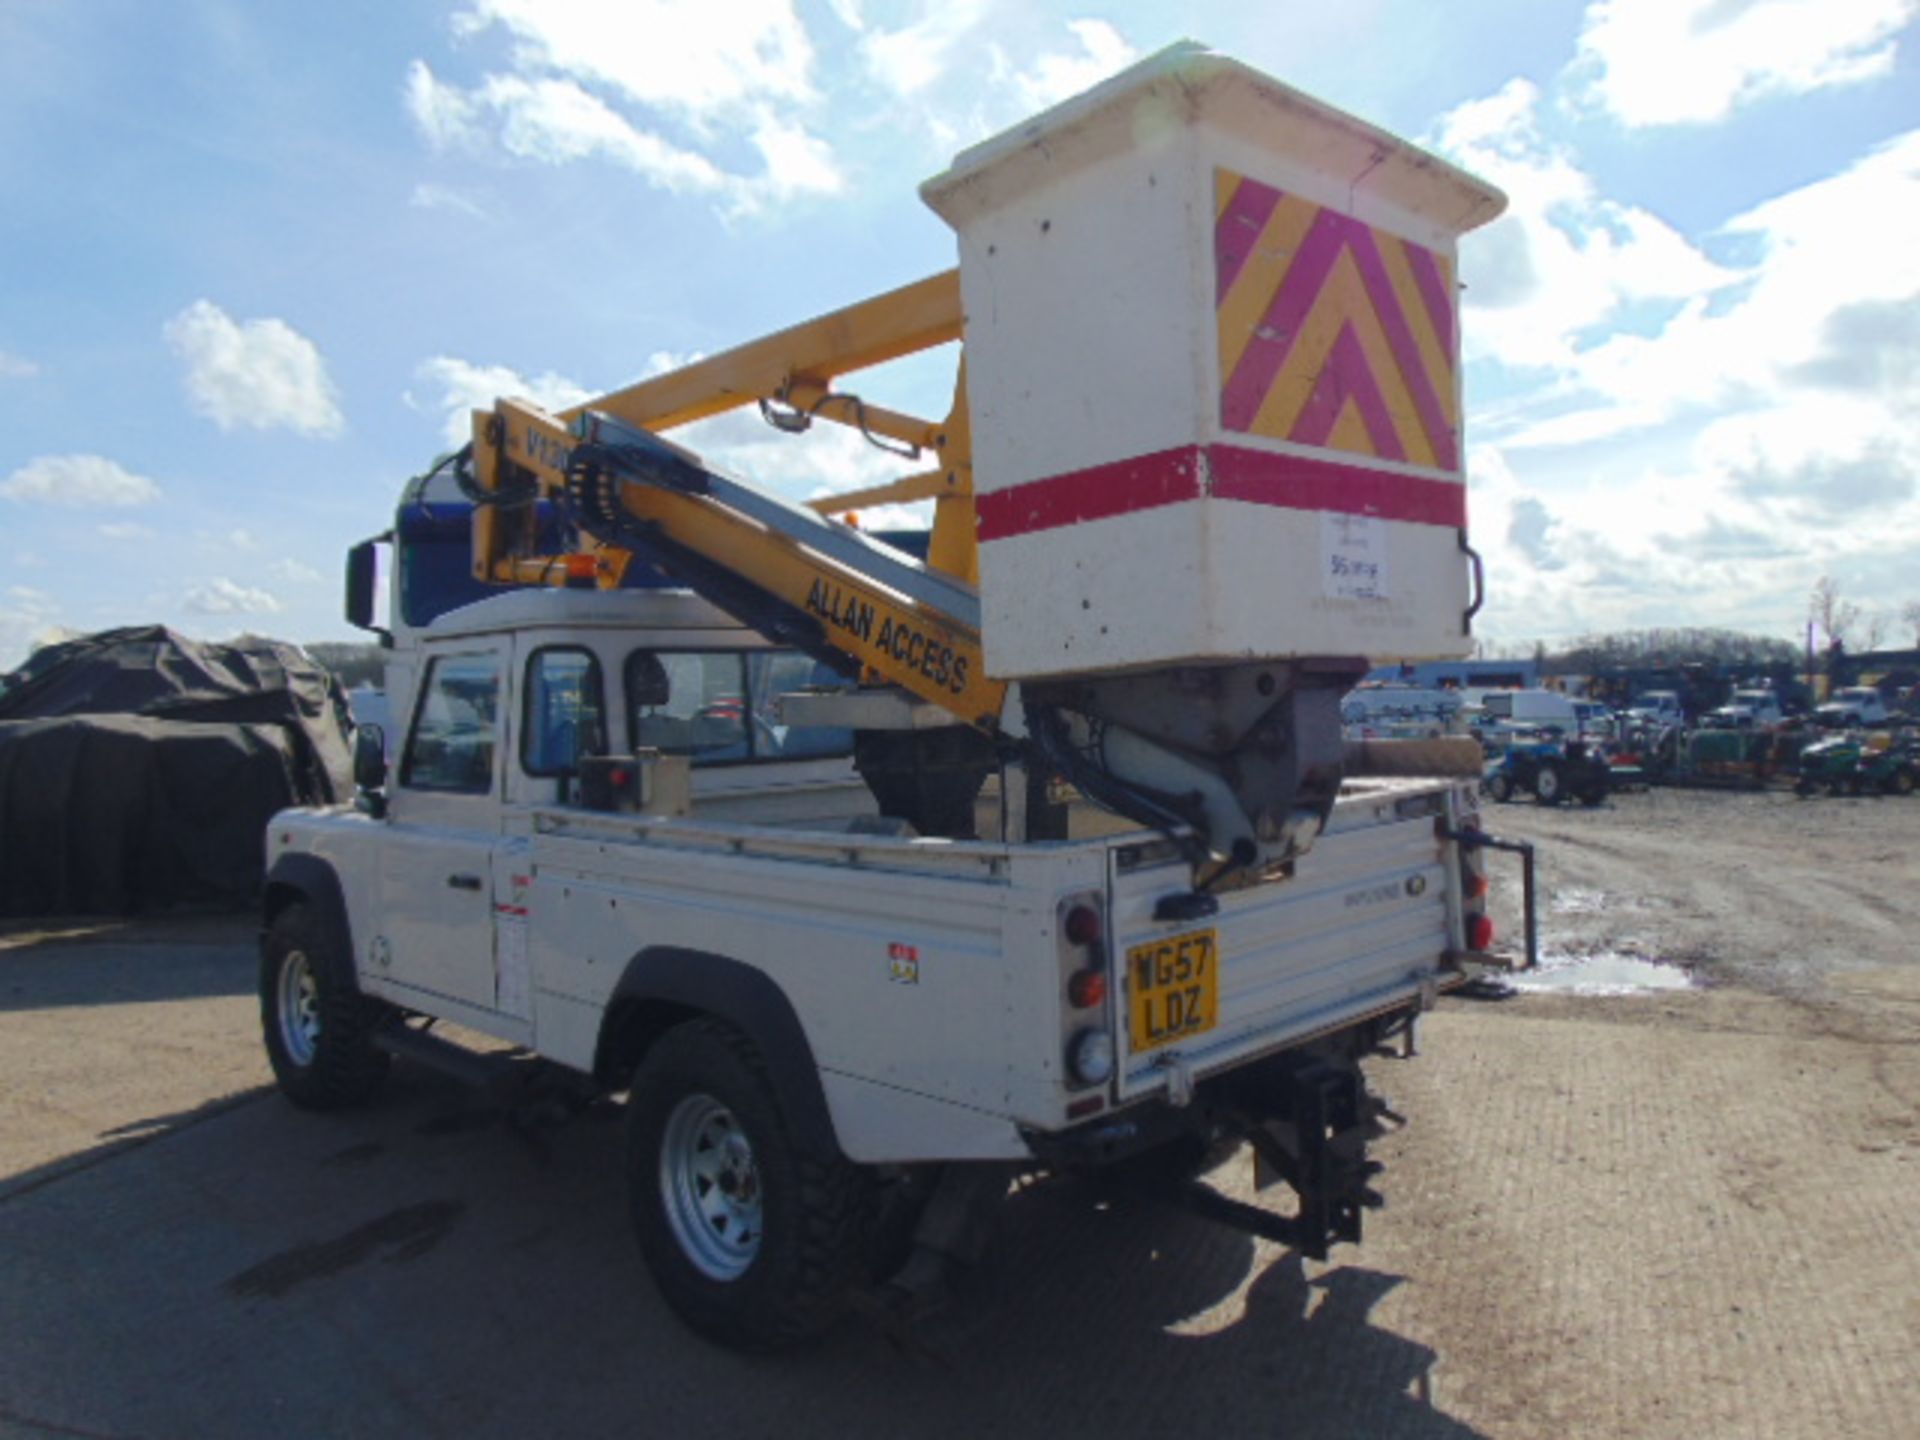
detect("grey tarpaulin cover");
top-left (0, 627), bottom-right (354, 916)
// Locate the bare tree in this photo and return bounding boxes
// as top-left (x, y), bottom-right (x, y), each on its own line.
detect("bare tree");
top-left (1809, 575), bottom-right (1861, 649)
top-left (1904, 599), bottom-right (1920, 647)
top-left (1861, 612), bottom-right (1888, 652)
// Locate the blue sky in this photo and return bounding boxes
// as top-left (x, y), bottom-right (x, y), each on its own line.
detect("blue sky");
top-left (4, 0), bottom-right (1919, 669)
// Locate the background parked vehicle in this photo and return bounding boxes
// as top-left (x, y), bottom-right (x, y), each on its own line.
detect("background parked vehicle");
top-left (1702, 688), bottom-right (1786, 729)
top-left (1795, 733), bottom-right (1917, 796)
top-left (1484, 735), bottom-right (1612, 807)
top-left (1816, 687), bottom-right (1890, 728)
top-left (1627, 691), bottom-right (1685, 726)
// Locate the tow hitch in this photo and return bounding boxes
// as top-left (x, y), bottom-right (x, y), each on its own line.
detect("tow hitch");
top-left (1180, 1055), bottom-right (1390, 1261)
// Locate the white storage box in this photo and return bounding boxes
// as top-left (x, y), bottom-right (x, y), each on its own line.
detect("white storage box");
top-left (921, 44), bottom-right (1506, 680)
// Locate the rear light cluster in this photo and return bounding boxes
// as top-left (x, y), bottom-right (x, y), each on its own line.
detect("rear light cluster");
top-left (1058, 893), bottom-right (1114, 1094)
top-left (1456, 803), bottom-right (1495, 953)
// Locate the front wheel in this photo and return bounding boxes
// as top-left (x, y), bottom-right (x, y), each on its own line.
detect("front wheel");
top-left (1486, 772), bottom-right (1514, 804)
top-left (1533, 762), bottom-right (1566, 805)
top-left (260, 902), bottom-right (391, 1109)
top-left (1888, 768), bottom-right (1915, 797)
top-left (627, 1020), bottom-right (871, 1350)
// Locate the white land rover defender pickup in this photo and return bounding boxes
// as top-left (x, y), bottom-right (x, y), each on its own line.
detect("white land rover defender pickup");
top-left (256, 45), bottom-right (1516, 1350)
top-left (263, 588), bottom-right (1498, 1348)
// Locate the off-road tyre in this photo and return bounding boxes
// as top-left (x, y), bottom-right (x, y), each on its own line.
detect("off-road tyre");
top-left (260, 901), bottom-right (391, 1109)
top-left (1533, 762), bottom-right (1567, 805)
top-left (627, 1019), bottom-right (871, 1351)
top-left (1794, 779), bottom-right (1816, 799)
top-left (1486, 772), bottom-right (1514, 804)
top-left (1888, 768), bottom-right (1915, 797)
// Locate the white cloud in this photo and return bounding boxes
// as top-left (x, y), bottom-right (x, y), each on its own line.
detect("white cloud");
top-left (414, 356), bottom-right (596, 445)
top-left (0, 586), bottom-right (63, 673)
top-left (409, 182), bottom-right (487, 217)
top-left (1570, 0), bottom-right (1918, 127)
top-left (0, 349), bottom-right (37, 379)
top-left (407, 2), bottom-right (842, 215)
top-left (1433, 76), bottom-right (1920, 642)
top-left (1435, 79), bottom-right (1739, 385)
top-left (1008, 19), bottom-right (1139, 112)
top-left (3, 454), bottom-right (161, 507)
top-left (183, 578), bottom-right (282, 615)
top-left (860, 0), bottom-right (990, 98)
top-left (454, 0), bottom-right (816, 114)
top-left (476, 73), bottom-right (730, 193)
top-left (851, 12), bottom-right (1141, 156)
top-left (271, 557), bottom-right (324, 584)
top-left (164, 300), bottom-right (345, 438)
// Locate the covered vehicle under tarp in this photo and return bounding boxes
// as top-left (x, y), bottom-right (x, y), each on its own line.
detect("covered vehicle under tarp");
top-left (0, 627), bottom-right (353, 916)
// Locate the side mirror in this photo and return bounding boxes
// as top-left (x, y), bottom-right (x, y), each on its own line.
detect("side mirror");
top-left (354, 724), bottom-right (389, 816)
top-left (344, 537), bottom-right (393, 644)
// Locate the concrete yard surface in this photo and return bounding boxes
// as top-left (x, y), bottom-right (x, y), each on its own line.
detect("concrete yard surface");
top-left (2, 791), bottom-right (1917, 1439)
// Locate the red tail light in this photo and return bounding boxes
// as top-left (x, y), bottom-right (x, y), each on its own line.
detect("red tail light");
top-left (1469, 913), bottom-right (1496, 951)
top-left (1064, 904), bottom-right (1103, 947)
top-left (1467, 873), bottom-right (1490, 900)
top-left (1067, 968), bottom-right (1107, 1008)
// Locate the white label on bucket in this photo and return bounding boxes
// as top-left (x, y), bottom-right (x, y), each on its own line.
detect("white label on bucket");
top-left (1322, 513), bottom-right (1388, 600)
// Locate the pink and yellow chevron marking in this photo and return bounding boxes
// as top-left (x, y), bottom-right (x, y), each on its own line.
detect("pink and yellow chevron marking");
top-left (1215, 168), bottom-right (1459, 473)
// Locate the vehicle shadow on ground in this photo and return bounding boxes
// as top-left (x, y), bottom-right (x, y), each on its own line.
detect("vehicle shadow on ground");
top-left (858, 1173), bottom-right (1485, 1440)
top-left (0, 1067), bottom-right (1485, 1440)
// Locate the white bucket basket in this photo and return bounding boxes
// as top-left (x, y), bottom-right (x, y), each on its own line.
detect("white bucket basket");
top-left (922, 44), bottom-right (1506, 681)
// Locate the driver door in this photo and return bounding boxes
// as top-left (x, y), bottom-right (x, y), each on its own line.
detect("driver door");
top-left (379, 645), bottom-right (506, 1013)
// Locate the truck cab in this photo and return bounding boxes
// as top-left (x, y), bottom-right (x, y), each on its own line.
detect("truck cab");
top-left (1818, 686), bottom-right (1890, 728)
top-left (1705, 688), bottom-right (1785, 729)
top-left (1628, 691), bottom-right (1685, 727)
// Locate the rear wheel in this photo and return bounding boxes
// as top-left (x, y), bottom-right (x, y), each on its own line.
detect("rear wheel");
top-left (1889, 768), bottom-right (1915, 797)
top-left (260, 902), bottom-right (391, 1109)
top-left (626, 1020), bottom-right (871, 1350)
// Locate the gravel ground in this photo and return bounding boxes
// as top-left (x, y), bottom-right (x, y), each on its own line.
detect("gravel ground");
top-left (0, 786), bottom-right (1915, 1439)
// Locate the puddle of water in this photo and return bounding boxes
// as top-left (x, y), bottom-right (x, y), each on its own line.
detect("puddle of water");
top-left (1510, 948), bottom-right (1696, 996)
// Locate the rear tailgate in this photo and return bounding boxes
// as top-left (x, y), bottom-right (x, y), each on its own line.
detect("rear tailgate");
top-left (1109, 782), bottom-right (1461, 1100)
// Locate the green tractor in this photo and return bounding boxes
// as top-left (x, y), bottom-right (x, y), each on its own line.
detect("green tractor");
top-left (1794, 735), bottom-right (1917, 797)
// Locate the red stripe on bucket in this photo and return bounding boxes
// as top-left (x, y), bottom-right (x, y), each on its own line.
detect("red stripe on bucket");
top-left (975, 443), bottom-right (1464, 542)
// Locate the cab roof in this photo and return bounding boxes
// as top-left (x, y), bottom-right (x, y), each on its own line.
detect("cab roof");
top-left (415, 586), bottom-right (754, 642)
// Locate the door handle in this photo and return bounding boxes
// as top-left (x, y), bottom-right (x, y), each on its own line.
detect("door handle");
top-left (447, 873), bottom-right (484, 891)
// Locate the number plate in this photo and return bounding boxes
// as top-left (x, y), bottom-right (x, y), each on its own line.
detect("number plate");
top-left (1126, 927), bottom-right (1219, 1054)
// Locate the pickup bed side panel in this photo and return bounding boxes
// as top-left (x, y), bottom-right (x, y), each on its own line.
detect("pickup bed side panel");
top-left (526, 834), bottom-right (1058, 1163)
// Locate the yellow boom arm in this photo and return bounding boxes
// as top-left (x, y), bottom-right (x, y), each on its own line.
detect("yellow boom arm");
top-left (466, 272), bottom-right (1006, 728)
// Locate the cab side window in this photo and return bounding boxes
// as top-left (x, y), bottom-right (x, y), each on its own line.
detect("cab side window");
top-left (400, 652), bottom-right (501, 794)
top-left (624, 648), bottom-right (856, 765)
top-left (522, 648), bottom-right (605, 776)
top-left (747, 651), bottom-right (855, 760)
top-left (627, 651), bottom-right (750, 762)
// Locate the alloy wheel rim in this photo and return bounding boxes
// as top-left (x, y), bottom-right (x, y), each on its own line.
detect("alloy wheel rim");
top-left (277, 949), bottom-right (321, 1066)
top-left (659, 1093), bottom-right (763, 1281)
